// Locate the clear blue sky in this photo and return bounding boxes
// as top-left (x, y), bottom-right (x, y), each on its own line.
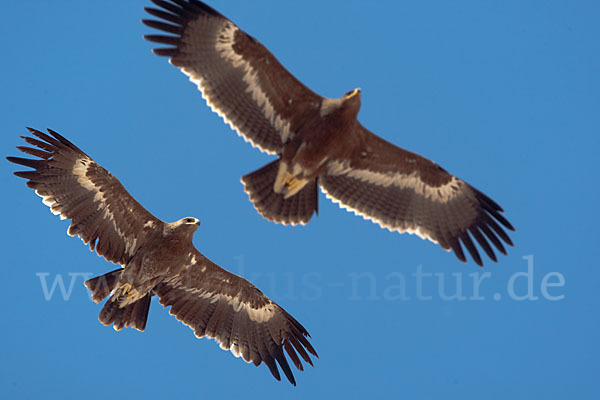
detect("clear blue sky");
top-left (2, 0), bottom-right (598, 398)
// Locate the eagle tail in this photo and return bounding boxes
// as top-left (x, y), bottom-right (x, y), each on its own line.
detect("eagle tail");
top-left (84, 269), bottom-right (122, 303)
top-left (98, 293), bottom-right (152, 332)
top-left (241, 160), bottom-right (318, 226)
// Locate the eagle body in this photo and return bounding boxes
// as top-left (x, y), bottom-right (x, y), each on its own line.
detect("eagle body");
top-left (111, 218), bottom-right (199, 307)
top-left (276, 91), bottom-right (362, 198)
top-left (8, 128), bottom-right (317, 385)
top-left (289, 91), bottom-right (362, 174)
top-left (144, 0), bottom-right (515, 267)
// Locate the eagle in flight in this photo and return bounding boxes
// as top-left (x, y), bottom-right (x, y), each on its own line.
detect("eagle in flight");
top-left (7, 128), bottom-right (317, 385)
top-left (143, 0), bottom-right (515, 267)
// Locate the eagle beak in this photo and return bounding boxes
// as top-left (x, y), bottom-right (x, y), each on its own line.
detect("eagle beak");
top-left (345, 88), bottom-right (361, 98)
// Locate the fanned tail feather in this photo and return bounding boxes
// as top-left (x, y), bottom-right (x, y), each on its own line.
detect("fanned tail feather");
top-left (85, 269), bottom-right (151, 332)
top-left (84, 269), bottom-right (122, 303)
top-left (241, 160), bottom-right (318, 226)
top-left (98, 293), bottom-right (152, 332)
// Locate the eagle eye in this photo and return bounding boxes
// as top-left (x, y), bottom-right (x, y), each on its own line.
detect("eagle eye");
top-left (185, 218), bottom-right (195, 223)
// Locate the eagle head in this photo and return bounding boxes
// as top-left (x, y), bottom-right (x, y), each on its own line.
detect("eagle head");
top-left (178, 217), bottom-right (201, 230)
top-left (342, 87), bottom-right (362, 117)
top-left (344, 88), bottom-right (361, 100)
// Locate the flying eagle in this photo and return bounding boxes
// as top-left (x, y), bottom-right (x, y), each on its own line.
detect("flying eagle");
top-left (7, 128), bottom-right (317, 385)
top-left (142, 0), bottom-right (514, 266)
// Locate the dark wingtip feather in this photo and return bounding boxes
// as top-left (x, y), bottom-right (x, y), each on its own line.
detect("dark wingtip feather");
top-left (460, 231), bottom-right (483, 267)
top-left (263, 357), bottom-right (281, 382)
top-left (144, 34), bottom-right (180, 45)
top-left (469, 225), bottom-right (497, 263)
top-left (475, 188), bottom-right (515, 232)
top-left (284, 312), bottom-right (318, 358)
top-left (299, 335), bottom-right (318, 359)
top-left (22, 127), bottom-right (66, 153)
top-left (273, 346), bottom-right (295, 386)
top-left (26, 127), bottom-right (57, 144)
top-left (21, 135), bottom-right (54, 152)
top-left (27, 127), bottom-right (88, 158)
top-left (495, 212), bottom-right (515, 232)
top-left (144, 0), bottom-right (225, 36)
top-left (287, 335), bottom-right (313, 367)
top-left (16, 146), bottom-right (51, 159)
top-left (283, 340), bottom-right (303, 371)
top-left (144, 7), bottom-right (184, 25)
top-left (142, 19), bottom-right (183, 35)
top-left (478, 190), bottom-right (504, 212)
top-left (181, 0), bottom-right (223, 17)
top-left (448, 236), bottom-right (467, 263)
top-left (487, 217), bottom-right (514, 247)
top-left (152, 47), bottom-right (179, 57)
top-left (13, 171), bottom-right (38, 180)
top-left (47, 128), bottom-right (74, 146)
top-left (6, 156), bottom-right (44, 169)
top-left (479, 222), bottom-right (507, 256)
top-left (149, 0), bottom-right (190, 19)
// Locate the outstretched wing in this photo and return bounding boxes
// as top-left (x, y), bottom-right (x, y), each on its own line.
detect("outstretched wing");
top-left (319, 125), bottom-right (515, 266)
top-left (154, 250), bottom-right (317, 385)
top-left (143, 0), bottom-right (322, 155)
top-left (7, 128), bottom-right (162, 265)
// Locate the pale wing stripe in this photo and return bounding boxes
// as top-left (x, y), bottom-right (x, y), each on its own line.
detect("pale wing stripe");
top-left (176, 20), bottom-right (291, 154)
top-left (326, 159), bottom-right (464, 203)
top-left (69, 159), bottom-right (141, 257)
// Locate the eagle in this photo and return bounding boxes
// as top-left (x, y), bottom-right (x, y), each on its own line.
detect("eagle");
top-left (143, 0), bottom-right (515, 267)
top-left (7, 128), bottom-right (317, 385)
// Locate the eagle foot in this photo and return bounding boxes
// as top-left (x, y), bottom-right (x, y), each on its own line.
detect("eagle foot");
top-left (126, 288), bottom-right (139, 303)
top-left (117, 283), bottom-right (140, 306)
top-left (283, 177), bottom-right (309, 199)
top-left (120, 283), bottom-right (132, 294)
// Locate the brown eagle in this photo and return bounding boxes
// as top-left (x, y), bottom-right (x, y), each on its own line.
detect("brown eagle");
top-left (7, 128), bottom-right (317, 385)
top-left (142, 0), bottom-right (514, 266)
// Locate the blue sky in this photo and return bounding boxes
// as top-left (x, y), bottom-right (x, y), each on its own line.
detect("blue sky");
top-left (2, 0), bottom-right (598, 398)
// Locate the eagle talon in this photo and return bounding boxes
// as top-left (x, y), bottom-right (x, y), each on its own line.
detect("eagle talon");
top-left (274, 166), bottom-right (309, 199)
top-left (126, 289), bottom-right (139, 303)
top-left (286, 177), bottom-right (300, 189)
top-left (121, 283), bottom-right (132, 294)
top-left (283, 177), bottom-right (308, 199)
top-left (118, 283), bottom-right (139, 304)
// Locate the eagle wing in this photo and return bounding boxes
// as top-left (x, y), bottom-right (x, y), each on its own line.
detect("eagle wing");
top-left (143, 0), bottom-right (323, 155)
top-left (154, 250), bottom-right (317, 385)
top-left (319, 124), bottom-right (515, 266)
top-left (7, 128), bottom-right (162, 265)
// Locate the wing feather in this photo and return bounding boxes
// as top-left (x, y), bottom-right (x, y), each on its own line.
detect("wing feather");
top-left (320, 125), bottom-right (514, 266)
top-left (256, 324), bottom-right (281, 382)
top-left (153, 250), bottom-right (317, 385)
top-left (7, 128), bottom-right (162, 265)
top-left (469, 225), bottom-right (497, 262)
top-left (283, 339), bottom-right (303, 371)
top-left (143, 0), bottom-right (322, 155)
